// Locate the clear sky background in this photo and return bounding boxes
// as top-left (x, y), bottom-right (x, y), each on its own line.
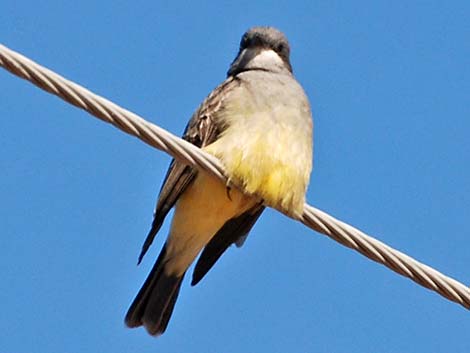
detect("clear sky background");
top-left (1, 1), bottom-right (469, 352)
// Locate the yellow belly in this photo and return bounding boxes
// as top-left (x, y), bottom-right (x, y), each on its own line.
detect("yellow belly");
top-left (164, 172), bottom-right (256, 276)
top-left (203, 110), bottom-right (312, 218)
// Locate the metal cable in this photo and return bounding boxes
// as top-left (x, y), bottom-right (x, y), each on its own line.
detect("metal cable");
top-left (1, 43), bottom-right (469, 309)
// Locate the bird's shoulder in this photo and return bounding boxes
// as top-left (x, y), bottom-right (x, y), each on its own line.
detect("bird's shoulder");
top-left (182, 76), bottom-right (241, 147)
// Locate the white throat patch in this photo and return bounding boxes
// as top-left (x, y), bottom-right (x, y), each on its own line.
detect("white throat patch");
top-left (248, 48), bottom-right (284, 68)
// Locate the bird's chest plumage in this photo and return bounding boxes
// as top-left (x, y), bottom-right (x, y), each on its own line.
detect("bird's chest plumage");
top-left (203, 71), bottom-right (313, 217)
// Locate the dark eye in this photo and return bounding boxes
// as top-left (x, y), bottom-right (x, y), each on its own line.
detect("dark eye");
top-left (240, 34), bottom-right (249, 49)
top-left (277, 43), bottom-right (284, 53)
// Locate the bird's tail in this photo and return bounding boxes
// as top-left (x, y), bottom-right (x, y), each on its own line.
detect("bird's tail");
top-left (125, 244), bottom-right (185, 336)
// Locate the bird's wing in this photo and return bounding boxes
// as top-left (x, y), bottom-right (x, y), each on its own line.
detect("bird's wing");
top-left (137, 77), bottom-right (238, 263)
top-left (191, 203), bottom-right (265, 285)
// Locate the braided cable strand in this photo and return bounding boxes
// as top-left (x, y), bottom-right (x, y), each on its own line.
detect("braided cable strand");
top-left (1, 43), bottom-right (469, 309)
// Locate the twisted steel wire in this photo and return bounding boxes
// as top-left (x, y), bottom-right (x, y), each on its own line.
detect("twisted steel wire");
top-left (1, 43), bottom-right (469, 309)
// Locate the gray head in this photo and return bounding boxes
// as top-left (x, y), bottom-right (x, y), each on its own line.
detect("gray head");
top-left (228, 27), bottom-right (292, 76)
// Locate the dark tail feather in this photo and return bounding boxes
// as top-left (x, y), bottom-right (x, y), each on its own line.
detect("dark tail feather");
top-left (125, 245), bottom-right (185, 336)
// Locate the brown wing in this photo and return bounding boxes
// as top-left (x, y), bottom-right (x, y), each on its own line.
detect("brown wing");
top-left (191, 203), bottom-right (265, 286)
top-left (137, 77), bottom-right (239, 263)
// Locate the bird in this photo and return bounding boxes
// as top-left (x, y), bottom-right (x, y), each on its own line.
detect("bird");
top-left (125, 26), bottom-right (313, 336)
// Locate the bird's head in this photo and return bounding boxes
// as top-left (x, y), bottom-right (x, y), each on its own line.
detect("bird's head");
top-left (228, 26), bottom-right (292, 76)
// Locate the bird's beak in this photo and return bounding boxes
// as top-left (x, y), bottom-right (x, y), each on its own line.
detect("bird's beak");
top-left (227, 47), bottom-right (261, 77)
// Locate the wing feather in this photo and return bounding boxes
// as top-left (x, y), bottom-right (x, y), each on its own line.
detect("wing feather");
top-left (191, 204), bottom-right (265, 285)
top-left (137, 77), bottom-right (239, 263)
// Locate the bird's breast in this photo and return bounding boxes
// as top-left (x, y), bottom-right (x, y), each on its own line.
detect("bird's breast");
top-left (204, 74), bottom-right (313, 217)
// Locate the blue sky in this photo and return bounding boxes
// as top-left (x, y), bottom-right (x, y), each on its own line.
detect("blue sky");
top-left (1, 1), bottom-right (469, 352)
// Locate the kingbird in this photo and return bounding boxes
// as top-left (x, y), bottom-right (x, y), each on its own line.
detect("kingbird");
top-left (125, 26), bottom-right (313, 336)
